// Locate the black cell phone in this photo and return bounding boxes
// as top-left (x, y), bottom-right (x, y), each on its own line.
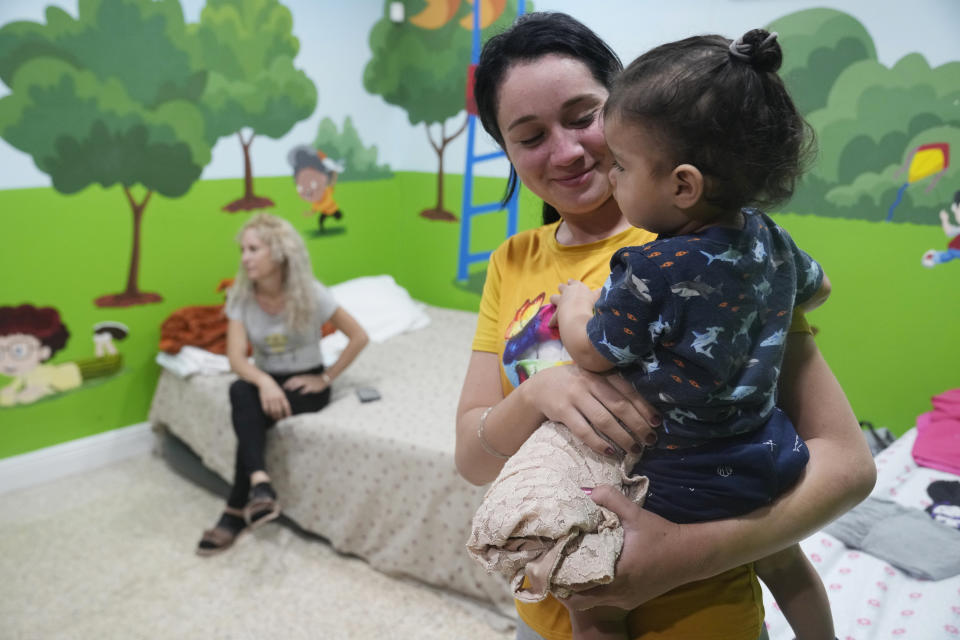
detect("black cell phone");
top-left (356, 386), bottom-right (381, 403)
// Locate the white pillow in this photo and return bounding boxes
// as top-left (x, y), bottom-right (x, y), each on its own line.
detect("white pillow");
top-left (321, 275), bottom-right (431, 365)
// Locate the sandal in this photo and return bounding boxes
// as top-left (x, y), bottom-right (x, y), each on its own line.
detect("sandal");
top-left (196, 507), bottom-right (247, 556)
top-left (244, 482), bottom-right (281, 528)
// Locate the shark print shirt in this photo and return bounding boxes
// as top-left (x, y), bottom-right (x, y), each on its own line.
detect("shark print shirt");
top-left (587, 209), bottom-right (823, 448)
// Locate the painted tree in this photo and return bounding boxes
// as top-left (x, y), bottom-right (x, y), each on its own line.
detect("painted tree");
top-left (364, 0), bottom-right (518, 221)
top-left (766, 7), bottom-right (960, 223)
top-left (313, 116), bottom-right (393, 182)
top-left (768, 8), bottom-right (875, 117)
top-left (193, 0), bottom-right (317, 212)
top-left (0, 0), bottom-right (211, 307)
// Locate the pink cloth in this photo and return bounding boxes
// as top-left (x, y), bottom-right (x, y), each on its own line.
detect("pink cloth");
top-left (911, 388), bottom-right (960, 475)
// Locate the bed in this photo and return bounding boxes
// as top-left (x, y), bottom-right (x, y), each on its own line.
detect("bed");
top-left (148, 286), bottom-right (516, 620)
top-left (761, 427), bottom-right (960, 640)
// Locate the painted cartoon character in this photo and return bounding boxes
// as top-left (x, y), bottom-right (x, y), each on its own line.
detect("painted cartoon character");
top-left (288, 145), bottom-right (346, 233)
top-left (0, 305), bottom-right (126, 407)
top-left (926, 480), bottom-right (960, 530)
top-left (0, 305), bottom-right (81, 406)
top-left (501, 293), bottom-right (567, 388)
top-left (93, 321), bottom-right (129, 356)
top-left (922, 190), bottom-right (960, 268)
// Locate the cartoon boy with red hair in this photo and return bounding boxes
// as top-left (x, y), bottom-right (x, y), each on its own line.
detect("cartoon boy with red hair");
top-left (0, 304), bottom-right (81, 406)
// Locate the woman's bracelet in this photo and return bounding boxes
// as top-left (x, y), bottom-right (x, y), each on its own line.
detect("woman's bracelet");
top-left (477, 406), bottom-right (510, 459)
top-left (321, 372), bottom-right (332, 384)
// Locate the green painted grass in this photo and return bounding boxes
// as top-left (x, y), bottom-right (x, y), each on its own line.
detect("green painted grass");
top-left (0, 175), bottom-right (955, 457)
top-left (771, 213), bottom-right (958, 435)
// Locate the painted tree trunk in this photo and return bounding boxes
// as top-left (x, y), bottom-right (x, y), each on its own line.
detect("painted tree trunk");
top-left (223, 132), bottom-right (275, 212)
top-left (94, 188), bottom-right (162, 307)
top-left (420, 118), bottom-right (468, 222)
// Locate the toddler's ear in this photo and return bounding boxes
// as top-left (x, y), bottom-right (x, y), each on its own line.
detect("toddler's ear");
top-left (670, 164), bottom-right (704, 209)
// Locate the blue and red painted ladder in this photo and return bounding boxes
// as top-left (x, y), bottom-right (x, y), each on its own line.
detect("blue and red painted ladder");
top-left (457, 1), bottom-right (526, 282)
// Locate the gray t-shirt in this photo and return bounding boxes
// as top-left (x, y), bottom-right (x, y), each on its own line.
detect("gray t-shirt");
top-left (225, 280), bottom-right (339, 374)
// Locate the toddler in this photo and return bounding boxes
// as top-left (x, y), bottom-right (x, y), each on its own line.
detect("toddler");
top-left (550, 29), bottom-right (833, 640)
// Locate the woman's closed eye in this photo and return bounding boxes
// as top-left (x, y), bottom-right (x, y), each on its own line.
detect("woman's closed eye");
top-left (611, 158), bottom-right (624, 171)
top-left (570, 110), bottom-right (598, 128)
top-left (517, 131), bottom-right (544, 147)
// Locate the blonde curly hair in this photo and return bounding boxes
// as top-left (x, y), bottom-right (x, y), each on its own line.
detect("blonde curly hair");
top-left (228, 213), bottom-right (318, 333)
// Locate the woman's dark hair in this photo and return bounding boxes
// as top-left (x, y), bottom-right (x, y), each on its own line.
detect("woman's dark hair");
top-left (474, 12), bottom-right (622, 224)
top-left (604, 29), bottom-right (816, 212)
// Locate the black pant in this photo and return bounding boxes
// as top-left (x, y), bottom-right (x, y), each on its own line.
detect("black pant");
top-left (226, 365), bottom-right (331, 509)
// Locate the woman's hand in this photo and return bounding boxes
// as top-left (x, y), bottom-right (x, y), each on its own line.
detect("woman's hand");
top-left (320, 307), bottom-right (369, 383)
top-left (566, 334), bottom-right (877, 613)
top-left (283, 374), bottom-right (330, 394)
top-left (258, 378), bottom-right (292, 420)
top-left (561, 485), bottom-right (690, 611)
top-left (523, 364), bottom-right (660, 456)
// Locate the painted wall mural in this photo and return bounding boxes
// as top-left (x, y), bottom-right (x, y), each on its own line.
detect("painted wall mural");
top-left (0, 0), bottom-right (317, 307)
top-left (289, 145), bottom-right (346, 235)
top-left (311, 116), bottom-right (393, 183)
top-left (888, 144), bottom-right (950, 222)
top-left (0, 0), bottom-right (211, 307)
top-left (923, 191), bottom-right (960, 268)
top-left (0, 0), bottom-right (957, 460)
top-left (363, 0), bottom-right (520, 221)
top-left (0, 305), bottom-right (126, 407)
top-left (772, 9), bottom-right (960, 224)
top-left (195, 0), bottom-right (317, 212)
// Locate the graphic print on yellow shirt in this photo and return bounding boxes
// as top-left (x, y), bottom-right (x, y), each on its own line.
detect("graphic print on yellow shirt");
top-left (473, 222), bottom-right (658, 396)
top-left (502, 292), bottom-right (570, 388)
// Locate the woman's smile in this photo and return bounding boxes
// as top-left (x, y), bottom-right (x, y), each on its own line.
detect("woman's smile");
top-left (553, 166), bottom-right (596, 187)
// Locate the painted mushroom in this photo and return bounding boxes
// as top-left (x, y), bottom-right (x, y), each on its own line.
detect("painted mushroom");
top-left (93, 321), bottom-right (129, 357)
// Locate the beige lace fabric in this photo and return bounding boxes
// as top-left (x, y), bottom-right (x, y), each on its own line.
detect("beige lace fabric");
top-left (467, 421), bottom-right (648, 602)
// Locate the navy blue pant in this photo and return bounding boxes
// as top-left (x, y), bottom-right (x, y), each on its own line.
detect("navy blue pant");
top-left (226, 365), bottom-right (331, 509)
top-left (637, 408), bottom-right (809, 524)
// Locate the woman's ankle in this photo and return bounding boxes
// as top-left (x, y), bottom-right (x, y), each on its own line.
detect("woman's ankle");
top-left (250, 470), bottom-right (271, 485)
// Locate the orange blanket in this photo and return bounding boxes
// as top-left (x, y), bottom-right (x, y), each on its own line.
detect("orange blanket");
top-left (159, 304), bottom-right (230, 354)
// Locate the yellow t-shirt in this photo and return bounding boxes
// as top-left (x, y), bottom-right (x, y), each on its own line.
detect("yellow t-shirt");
top-left (472, 221), bottom-right (768, 640)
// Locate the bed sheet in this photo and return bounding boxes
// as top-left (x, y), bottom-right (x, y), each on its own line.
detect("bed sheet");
top-left (761, 428), bottom-right (960, 640)
top-left (148, 306), bottom-right (515, 618)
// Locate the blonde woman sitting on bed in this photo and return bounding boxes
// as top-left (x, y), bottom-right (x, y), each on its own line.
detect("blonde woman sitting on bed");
top-left (197, 213), bottom-right (368, 556)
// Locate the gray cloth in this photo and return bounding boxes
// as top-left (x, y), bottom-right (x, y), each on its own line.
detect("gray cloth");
top-left (825, 497), bottom-right (960, 580)
top-left (225, 280), bottom-right (338, 374)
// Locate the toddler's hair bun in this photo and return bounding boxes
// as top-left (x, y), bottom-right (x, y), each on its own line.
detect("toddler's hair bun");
top-left (729, 29), bottom-right (782, 73)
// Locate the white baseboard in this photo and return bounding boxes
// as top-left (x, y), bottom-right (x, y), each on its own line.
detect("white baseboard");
top-left (0, 422), bottom-right (156, 495)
